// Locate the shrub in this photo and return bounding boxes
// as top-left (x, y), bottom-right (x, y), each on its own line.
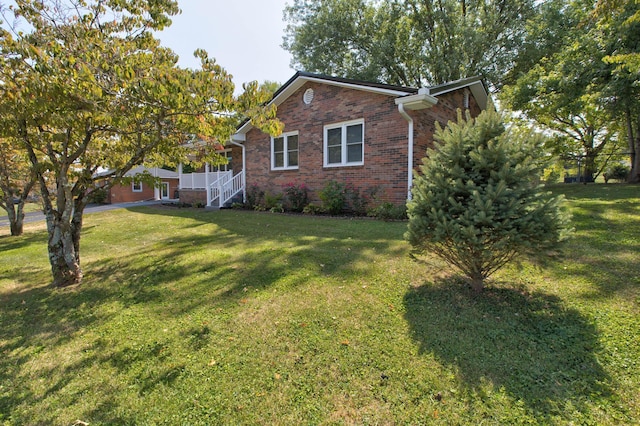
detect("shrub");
top-left (318, 180), bottom-right (347, 215)
top-left (283, 183), bottom-right (308, 212)
top-left (604, 163), bottom-right (630, 183)
top-left (346, 184), bottom-right (378, 216)
top-left (264, 192), bottom-right (283, 210)
top-left (303, 203), bottom-right (324, 215)
top-left (372, 202), bottom-right (407, 221)
top-left (246, 184), bottom-right (265, 210)
top-left (406, 109), bottom-right (571, 292)
top-left (87, 187), bottom-right (107, 204)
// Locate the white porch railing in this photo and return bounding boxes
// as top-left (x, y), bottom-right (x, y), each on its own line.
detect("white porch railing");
top-left (180, 171), bottom-right (231, 190)
top-left (208, 171), bottom-right (245, 208)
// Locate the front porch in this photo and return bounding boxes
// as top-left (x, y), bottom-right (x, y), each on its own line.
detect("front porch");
top-left (178, 166), bottom-right (245, 208)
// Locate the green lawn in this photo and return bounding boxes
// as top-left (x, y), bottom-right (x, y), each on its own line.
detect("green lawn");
top-left (1, 184), bottom-right (638, 425)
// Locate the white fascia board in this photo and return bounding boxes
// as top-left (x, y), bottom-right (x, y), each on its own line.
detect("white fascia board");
top-left (428, 79), bottom-right (488, 110)
top-left (300, 76), bottom-right (413, 98)
top-left (231, 133), bottom-right (246, 143)
top-left (394, 93), bottom-right (438, 110)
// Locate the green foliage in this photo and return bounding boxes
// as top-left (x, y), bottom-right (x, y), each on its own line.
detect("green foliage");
top-left (282, 182), bottom-right (308, 212)
top-left (264, 192), bottom-right (283, 211)
top-left (302, 203), bottom-right (324, 215)
top-left (406, 109), bottom-right (571, 291)
top-left (604, 163), bottom-right (631, 183)
top-left (86, 187), bottom-right (107, 205)
top-left (283, 0), bottom-right (536, 87)
top-left (318, 180), bottom-right (347, 215)
top-left (0, 0), bottom-right (282, 286)
top-left (542, 162), bottom-right (564, 185)
top-left (502, 0), bottom-right (640, 182)
top-left (246, 184), bottom-right (265, 210)
top-left (371, 202), bottom-right (408, 221)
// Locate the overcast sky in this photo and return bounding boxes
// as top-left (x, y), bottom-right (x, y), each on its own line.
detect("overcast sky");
top-left (157, 0), bottom-right (295, 91)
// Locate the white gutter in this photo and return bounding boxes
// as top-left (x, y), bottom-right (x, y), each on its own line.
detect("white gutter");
top-left (229, 138), bottom-right (246, 203)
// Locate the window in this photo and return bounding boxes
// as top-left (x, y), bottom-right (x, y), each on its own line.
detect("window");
top-left (324, 119), bottom-right (364, 167)
top-left (132, 181), bottom-right (142, 192)
top-left (271, 131), bottom-right (299, 170)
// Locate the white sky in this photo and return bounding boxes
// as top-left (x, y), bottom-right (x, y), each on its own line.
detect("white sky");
top-left (157, 0), bottom-right (295, 91)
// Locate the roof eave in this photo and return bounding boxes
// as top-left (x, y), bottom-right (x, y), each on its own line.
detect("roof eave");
top-left (394, 93), bottom-right (438, 110)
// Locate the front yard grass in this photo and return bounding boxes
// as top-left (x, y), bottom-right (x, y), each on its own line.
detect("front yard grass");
top-left (0, 184), bottom-right (638, 424)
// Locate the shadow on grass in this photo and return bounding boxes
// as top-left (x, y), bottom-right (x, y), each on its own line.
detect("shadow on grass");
top-left (403, 279), bottom-right (613, 420)
top-left (0, 282), bottom-right (117, 420)
top-left (1, 206), bottom-right (407, 422)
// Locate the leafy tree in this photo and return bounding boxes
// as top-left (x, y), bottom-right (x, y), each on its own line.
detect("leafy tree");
top-left (283, 0), bottom-right (536, 88)
top-left (0, 137), bottom-right (37, 236)
top-left (406, 109), bottom-right (570, 292)
top-left (0, 0), bottom-right (281, 287)
top-left (592, 0), bottom-right (640, 182)
top-left (503, 0), bottom-right (640, 182)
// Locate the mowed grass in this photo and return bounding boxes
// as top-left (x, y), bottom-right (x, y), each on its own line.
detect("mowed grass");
top-left (0, 184), bottom-right (638, 425)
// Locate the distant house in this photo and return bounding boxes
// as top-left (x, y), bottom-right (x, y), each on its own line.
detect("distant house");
top-left (105, 166), bottom-right (179, 204)
top-left (106, 72), bottom-right (489, 207)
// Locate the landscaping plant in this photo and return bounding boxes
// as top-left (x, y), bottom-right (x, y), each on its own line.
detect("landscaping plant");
top-left (406, 109), bottom-right (571, 292)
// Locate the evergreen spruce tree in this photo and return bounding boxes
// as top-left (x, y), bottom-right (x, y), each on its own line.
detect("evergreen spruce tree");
top-left (406, 109), bottom-right (570, 292)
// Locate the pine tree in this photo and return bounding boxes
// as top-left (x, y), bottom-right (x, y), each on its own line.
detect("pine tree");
top-left (406, 109), bottom-right (570, 292)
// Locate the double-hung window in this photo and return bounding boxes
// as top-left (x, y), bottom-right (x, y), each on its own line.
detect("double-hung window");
top-left (324, 119), bottom-right (364, 167)
top-left (132, 181), bottom-right (143, 192)
top-left (271, 131), bottom-right (299, 170)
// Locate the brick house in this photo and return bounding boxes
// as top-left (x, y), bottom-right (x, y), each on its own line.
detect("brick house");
top-left (105, 166), bottom-right (179, 204)
top-left (225, 71), bottom-right (488, 208)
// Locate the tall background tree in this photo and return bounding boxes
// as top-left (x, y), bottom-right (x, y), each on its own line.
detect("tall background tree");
top-left (501, 0), bottom-right (640, 182)
top-left (283, 0), bottom-right (536, 88)
top-left (0, 0), bottom-right (281, 287)
top-left (0, 137), bottom-right (37, 236)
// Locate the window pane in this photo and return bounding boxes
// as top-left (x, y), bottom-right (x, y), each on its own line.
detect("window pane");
top-left (273, 137), bottom-right (284, 152)
top-left (327, 128), bottom-right (341, 147)
top-left (346, 124), bottom-right (363, 143)
top-left (328, 146), bottom-right (341, 164)
top-left (347, 143), bottom-right (363, 163)
top-left (287, 135), bottom-right (298, 150)
top-left (288, 151), bottom-right (298, 166)
top-left (274, 152), bottom-right (284, 168)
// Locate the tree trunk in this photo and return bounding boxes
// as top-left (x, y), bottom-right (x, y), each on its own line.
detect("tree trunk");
top-left (625, 108), bottom-right (640, 183)
top-left (469, 271), bottom-right (485, 293)
top-left (46, 209), bottom-right (83, 287)
top-left (4, 201), bottom-right (25, 236)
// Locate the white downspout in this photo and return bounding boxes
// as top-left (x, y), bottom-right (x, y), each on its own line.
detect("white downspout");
top-left (205, 162), bottom-right (211, 206)
top-left (397, 103), bottom-right (414, 201)
top-left (153, 167), bottom-right (160, 200)
top-left (230, 139), bottom-right (246, 203)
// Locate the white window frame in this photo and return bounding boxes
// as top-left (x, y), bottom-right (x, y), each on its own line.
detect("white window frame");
top-left (323, 119), bottom-right (365, 167)
top-left (132, 181), bottom-right (143, 192)
top-left (271, 131), bottom-right (299, 171)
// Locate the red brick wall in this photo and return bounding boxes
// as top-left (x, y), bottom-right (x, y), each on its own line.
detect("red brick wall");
top-left (411, 89), bottom-right (483, 169)
top-left (243, 82), bottom-right (483, 206)
top-left (108, 179), bottom-right (178, 204)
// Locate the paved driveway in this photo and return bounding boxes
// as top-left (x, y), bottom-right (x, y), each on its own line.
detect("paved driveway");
top-left (0, 200), bottom-right (163, 228)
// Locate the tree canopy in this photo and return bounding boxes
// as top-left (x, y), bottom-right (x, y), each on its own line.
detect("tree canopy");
top-left (0, 0), bottom-right (282, 286)
top-left (500, 0), bottom-right (640, 182)
top-left (283, 0), bottom-right (536, 88)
